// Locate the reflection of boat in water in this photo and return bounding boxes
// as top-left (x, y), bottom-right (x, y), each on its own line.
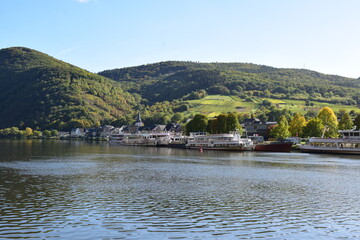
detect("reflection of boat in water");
top-left (254, 141), bottom-right (293, 152)
top-left (298, 129), bottom-right (360, 155)
top-left (185, 131), bottom-right (254, 151)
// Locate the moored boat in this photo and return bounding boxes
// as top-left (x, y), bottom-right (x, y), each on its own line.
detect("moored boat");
top-left (109, 131), bottom-right (172, 146)
top-left (298, 129), bottom-right (360, 155)
top-left (254, 141), bottom-right (293, 152)
top-left (168, 134), bottom-right (187, 148)
top-left (185, 131), bottom-right (254, 151)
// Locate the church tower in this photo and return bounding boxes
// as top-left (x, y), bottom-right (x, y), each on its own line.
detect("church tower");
top-left (134, 112), bottom-right (144, 127)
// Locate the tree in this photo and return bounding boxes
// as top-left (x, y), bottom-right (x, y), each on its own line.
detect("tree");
top-left (337, 109), bottom-right (347, 119)
top-left (186, 114), bottom-right (208, 134)
top-left (354, 114), bottom-right (360, 130)
top-left (270, 115), bottom-right (290, 139)
top-left (304, 110), bottom-right (318, 120)
top-left (302, 117), bottom-right (324, 137)
top-left (33, 130), bottom-right (42, 137)
top-left (226, 113), bottom-right (242, 133)
top-left (171, 113), bottom-right (184, 123)
top-left (289, 113), bottom-right (306, 137)
top-left (43, 130), bottom-right (52, 137)
top-left (338, 113), bottom-right (354, 130)
top-left (23, 127), bottom-right (33, 137)
top-left (51, 129), bottom-right (59, 136)
top-left (261, 100), bottom-right (272, 108)
top-left (317, 107), bottom-right (338, 137)
top-left (215, 114), bottom-right (228, 133)
top-left (207, 119), bottom-right (218, 134)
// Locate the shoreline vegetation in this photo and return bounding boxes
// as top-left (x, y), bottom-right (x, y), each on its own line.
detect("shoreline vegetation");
top-left (1, 106), bottom-right (358, 143)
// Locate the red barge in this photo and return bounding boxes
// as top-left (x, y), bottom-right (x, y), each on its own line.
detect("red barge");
top-left (254, 141), bottom-right (293, 152)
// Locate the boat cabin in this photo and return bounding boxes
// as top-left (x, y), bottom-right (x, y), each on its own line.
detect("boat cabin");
top-left (339, 130), bottom-right (360, 139)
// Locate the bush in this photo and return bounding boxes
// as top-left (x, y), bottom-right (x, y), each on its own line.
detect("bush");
top-left (43, 130), bottom-right (52, 137)
top-left (173, 104), bottom-right (189, 112)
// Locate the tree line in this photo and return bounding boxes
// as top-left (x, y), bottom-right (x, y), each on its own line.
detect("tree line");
top-left (0, 127), bottom-right (58, 138)
top-left (185, 107), bottom-right (360, 139)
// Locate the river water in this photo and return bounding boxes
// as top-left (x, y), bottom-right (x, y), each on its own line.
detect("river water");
top-left (1, 139), bottom-right (360, 239)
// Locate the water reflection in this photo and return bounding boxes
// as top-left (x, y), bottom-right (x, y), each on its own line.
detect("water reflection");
top-left (1, 140), bottom-right (360, 239)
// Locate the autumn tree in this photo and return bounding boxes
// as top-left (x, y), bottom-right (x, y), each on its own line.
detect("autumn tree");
top-left (317, 107), bottom-right (338, 137)
top-left (338, 112), bottom-right (354, 130)
top-left (23, 127), bottom-right (33, 137)
top-left (270, 115), bottom-right (291, 139)
top-left (302, 117), bottom-right (324, 137)
top-left (289, 113), bottom-right (306, 137)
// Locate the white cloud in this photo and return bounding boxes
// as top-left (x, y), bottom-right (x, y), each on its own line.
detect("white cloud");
top-left (76, 0), bottom-right (91, 3)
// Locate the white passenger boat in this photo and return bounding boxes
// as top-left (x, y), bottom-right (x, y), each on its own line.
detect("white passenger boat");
top-left (298, 129), bottom-right (360, 155)
top-left (109, 132), bottom-right (171, 146)
top-left (109, 132), bottom-right (130, 143)
top-left (168, 134), bottom-right (187, 148)
top-left (150, 132), bottom-right (172, 146)
top-left (185, 131), bottom-right (254, 151)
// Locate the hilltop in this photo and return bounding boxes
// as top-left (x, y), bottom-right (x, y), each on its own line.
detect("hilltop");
top-left (1, 47), bottom-right (359, 131)
top-left (0, 47), bottom-right (138, 130)
top-left (99, 61), bottom-right (360, 105)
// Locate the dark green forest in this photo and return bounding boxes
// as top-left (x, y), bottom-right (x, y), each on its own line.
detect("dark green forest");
top-left (0, 47), bottom-right (138, 130)
top-left (99, 61), bottom-right (360, 105)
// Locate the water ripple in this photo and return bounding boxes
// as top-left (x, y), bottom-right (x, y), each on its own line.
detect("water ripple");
top-left (1, 141), bottom-right (360, 239)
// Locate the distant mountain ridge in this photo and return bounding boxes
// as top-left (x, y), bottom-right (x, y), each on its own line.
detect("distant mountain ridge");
top-left (0, 47), bottom-right (138, 130)
top-left (99, 61), bottom-right (360, 104)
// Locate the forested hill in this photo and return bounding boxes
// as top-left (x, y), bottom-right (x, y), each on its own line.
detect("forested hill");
top-left (99, 61), bottom-right (360, 105)
top-left (0, 47), bottom-right (138, 130)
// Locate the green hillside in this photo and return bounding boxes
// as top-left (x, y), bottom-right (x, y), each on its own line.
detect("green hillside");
top-left (1, 47), bottom-right (359, 131)
top-left (0, 47), bottom-right (138, 130)
top-left (186, 95), bottom-right (358, 118)
top-left (99, 61), bottom-right (360, 105)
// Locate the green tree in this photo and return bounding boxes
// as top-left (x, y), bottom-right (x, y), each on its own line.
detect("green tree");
top-left (33, 130), bottom-right (42, 137)
top-left (43, 130), bottom-right (52, 137)
top-left (338, 113), bottom-right (354, 130)
top-left (304, 110), bottom-right (318, 120)
top-left (226, 113), bottom-right (242, 133)
top-left (289, 113), bottom-right (306, 137)
top-left (215, 114), bottom-right (228, 133)
top-left (171, 112), bottom-right (184, 123)
top-left (270, 115), bottom-right (291, 139)
top-left (161, 115), bottom-right (171, 124)
top-left (51, 129), bottom-right (59, 136)
top-left (302, 117), bottom-right (325, 137)
top-left (317, 107), bottom-right (338, 137)
top-left (354, 114), bottom-right (360, 130)
top-left (9, 127), bottom-right (21, 138)
top-left (337, 109), bottom-right (347, 119)
top-left (261, 100), bottom-right (272, 108)
top-left (207, 119), bottom-right (218, 134)
top-left (186, 114), bottom-right (208, 134)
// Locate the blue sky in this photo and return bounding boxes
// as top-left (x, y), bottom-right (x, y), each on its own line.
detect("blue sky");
top-left (1, 0), bottom-right (360, 78)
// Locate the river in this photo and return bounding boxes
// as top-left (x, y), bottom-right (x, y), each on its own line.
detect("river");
top-left (1, 139), bottom-right (360, 239)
